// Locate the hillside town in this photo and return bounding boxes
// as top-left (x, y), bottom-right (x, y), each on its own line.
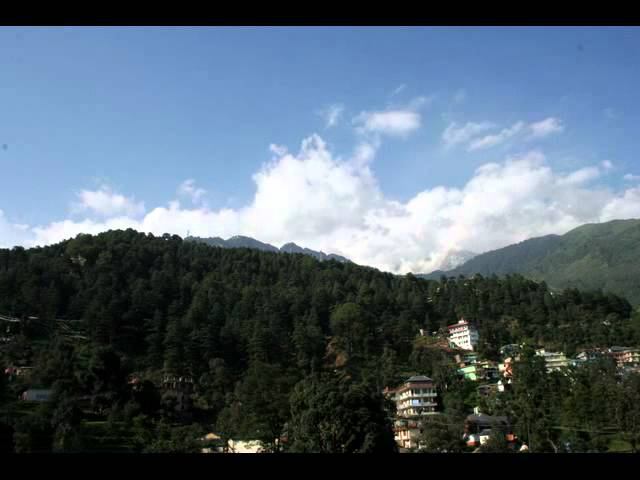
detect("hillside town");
top-left (383, 318), bottom-right (640, 452)
top-left (3, 310), bottom-right (640, 453)
top-left (2, 308), bottom-right (639, 453)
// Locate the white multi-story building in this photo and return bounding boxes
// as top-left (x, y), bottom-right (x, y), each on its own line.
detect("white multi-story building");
top-left (447, 319), bottom-right (479, 351)
top-left (384, 375), bottom-right (439, 450)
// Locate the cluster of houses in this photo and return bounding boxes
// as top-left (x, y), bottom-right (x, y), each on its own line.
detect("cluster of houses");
top-left (200, 433), bottom-right (265, 453)
top-left (383, 374), bottom-right (521, 451)
top-left (382, 319), bottom-right (518, 451)
top-left (496, 345), bottom-right (640, 375)
top-left (383, 316), bottom-right (640, 452)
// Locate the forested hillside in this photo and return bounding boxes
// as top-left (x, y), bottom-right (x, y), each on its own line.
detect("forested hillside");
top-left (0, 229), bottom-right (639, 453)
top-left (422, 219), bottom-right (640, 305)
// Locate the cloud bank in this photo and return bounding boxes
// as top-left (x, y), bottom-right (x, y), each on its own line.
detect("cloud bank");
top-left (2, 130), bottom-right (639, 274)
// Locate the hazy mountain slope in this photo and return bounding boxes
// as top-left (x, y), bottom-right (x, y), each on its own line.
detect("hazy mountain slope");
top-left (420, 219), bottom-right (640, 305)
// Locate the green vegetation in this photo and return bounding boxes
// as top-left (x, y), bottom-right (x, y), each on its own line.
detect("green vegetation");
top-left (0, 229), bottom-right (639, 453)
top-left (423, 218), bottom-right (640, 305)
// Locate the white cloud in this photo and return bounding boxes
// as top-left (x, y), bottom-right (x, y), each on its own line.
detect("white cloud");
top-left (601, 160), bottom-right (614, 170)
top-left (269, 144), bottom-right (288, 157)
top-left (353, 97), bottom-right (427, 138)
top-left (354, 110), bottom-right (421, 138)
top-left (442, 121), bottom-right (495, 147)
top-left (600, 186), bottom-right (640, 221)
top-left (557, 166), bottom-right (602, 186)
top-left (0, 210), bottom-right (31, 249)
top-left (445, 117), bottom-right (565, 152)
top-left (31, 216), bottom-right (141, 246)
top-left (72, 186), bottom-right (145, 218)
top-left (318, 104), bottom-right (344, 128)
top-left (528, 117), bottom-right (564, 139)
top-left (177, 179), bottom-right (207, 205)
top-left (4, 135), bottom-right (640, 275)
top-left (624, 173), bottom-right (640, 181)
top-left (468, 122), bottom-right (525, 151)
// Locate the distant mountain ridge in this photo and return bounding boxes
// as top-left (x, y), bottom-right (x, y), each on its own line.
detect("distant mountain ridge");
top-left (419, 219), bottom-right (640, 305)
top-left (186, 235), bottom-right (351, 263)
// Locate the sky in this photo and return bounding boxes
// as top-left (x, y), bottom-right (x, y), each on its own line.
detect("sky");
top-left (1, 26), bottom-right (640, 273)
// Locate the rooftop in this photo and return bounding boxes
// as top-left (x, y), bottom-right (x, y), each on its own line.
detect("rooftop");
top-left (466, 414), bottom-right (510, 425)
top-left (447, 319), bottom-right (471, 329)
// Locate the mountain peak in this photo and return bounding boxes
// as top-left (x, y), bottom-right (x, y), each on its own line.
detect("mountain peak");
top-left (187, 236), bottom-right (351, 264)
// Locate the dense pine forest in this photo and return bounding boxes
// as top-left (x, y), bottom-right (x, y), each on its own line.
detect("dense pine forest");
top-left (1, 229), bottom-right (639, 453)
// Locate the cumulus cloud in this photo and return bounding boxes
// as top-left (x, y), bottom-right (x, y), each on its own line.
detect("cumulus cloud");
top-left (468, 122), bottom-right (525, 151)
top-left (353, 97), bottom-right (427, 138)
top-left (177, 179), bottom-right (207, 205)
top-left (72, 186), bottom-right (145, 218)
top-left (4, 135), bottom-right (640, 275)
top-left (442, 121), bottom-right (495, 147)
top-left (600, 186), bottom-right (640, 221)
top-left (528, 117), bottom-right (564, 139)
top-left (445, 117), bottom-right (565, 151)
top-left (354, 110), bottom-right (421, 138)
top-left (557, 166), bottom-right (602, 186)
top-left (0, 210), bottom-right (31, 249)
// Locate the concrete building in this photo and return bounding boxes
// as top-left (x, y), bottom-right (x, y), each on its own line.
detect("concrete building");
top-left (576, 348), bottom-right (606, 363)
top-left (608, 347), bottom-right (640, 367)
top-left (463, 413), bottom-right (515, 448)
top-left (393, 375), bottom-right (438, 418)
top-left (384, 375), bottom-right (439, 450)
top-left (535, 349), bottom-right (569, 372)
top-left (447, 319), bottom-right (479, 351)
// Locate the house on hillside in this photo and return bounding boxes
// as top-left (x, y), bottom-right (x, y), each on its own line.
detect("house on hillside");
top-left (535, 349), bottom-right (569, 372)
top-left (447, 319), bottom-right (479, 351)
top-left (458, 363), bottom-right (497, 381)
top-left (226, 439), bottom-right (264, 453)
top-left (576, 348), bottom-right (606, 362)
top-left (458, 364), bottom-right (480, 381)
top-left (4, 366), bottom-right (33, 381)
top-left (499, 344), bottom-right (521, 359)
top-left (608, 347), bottom-right (640, 368)
top-left (384, 375), bottom-right (439, 450)
top-left (463, 413), bottom-right (515, 447)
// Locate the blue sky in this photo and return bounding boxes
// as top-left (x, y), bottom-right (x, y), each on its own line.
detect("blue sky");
top-left (1, 27), bottom-right (640, 273)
